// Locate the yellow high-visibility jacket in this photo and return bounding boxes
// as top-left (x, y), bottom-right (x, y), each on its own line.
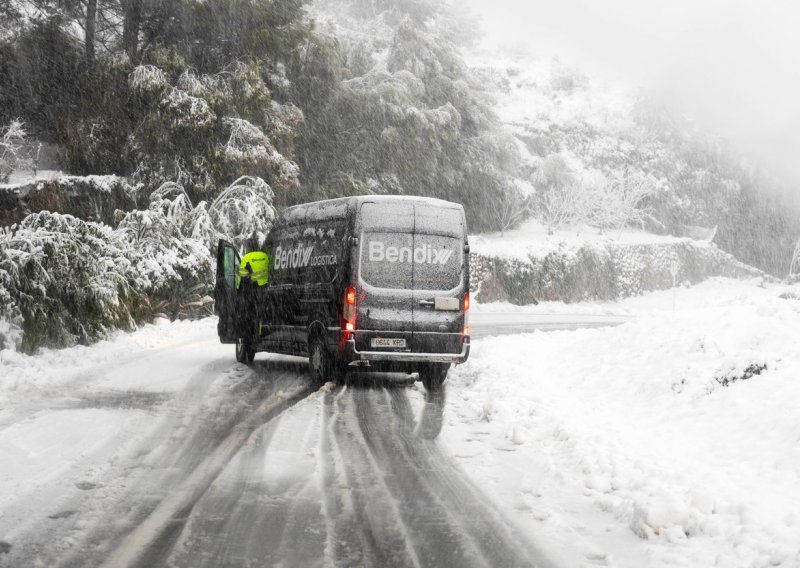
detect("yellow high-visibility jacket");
top-left (238, 251), bottom-right (270, 288)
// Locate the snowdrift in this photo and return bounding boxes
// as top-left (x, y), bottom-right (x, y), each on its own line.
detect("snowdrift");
top-left (443, 279), bottom-right (800, 567)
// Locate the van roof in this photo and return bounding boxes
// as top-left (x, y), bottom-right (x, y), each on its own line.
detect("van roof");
top-left (280, 195), bottom-right (464, 223)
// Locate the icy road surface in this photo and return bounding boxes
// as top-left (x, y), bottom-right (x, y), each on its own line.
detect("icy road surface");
top-left (0, 311), bottom-right (594, 567)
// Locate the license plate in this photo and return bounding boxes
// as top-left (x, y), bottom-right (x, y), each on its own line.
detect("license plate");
top-left (434, 297), bottom-right (459, 311)
top-left (371, 337), bottom-right (407, 348)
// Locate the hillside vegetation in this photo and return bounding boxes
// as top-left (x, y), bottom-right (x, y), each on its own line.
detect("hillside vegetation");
top-left (0, 0), bottom-right (796, 351)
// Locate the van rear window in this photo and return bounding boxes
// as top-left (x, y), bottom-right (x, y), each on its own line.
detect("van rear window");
top-left (360, 232), bottom-right (463, 291)
top-left (412, 234), bottom-right (463, 290)
top-left (360, 232), bottom-right (413, 289)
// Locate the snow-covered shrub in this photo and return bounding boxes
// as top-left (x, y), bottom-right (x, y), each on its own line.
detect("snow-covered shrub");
top-left (116, 206), bottom-right (213, 320)
top-left (129, 64), bottom-right (170, 94)
top-left (0, 200), bottom-right (216, 352)
top-left (472, 241), bottom-right (763, 305)
top-left (0, 212), bottom-right (140, 352)
top-left (532, 156), bottom-right (657, 236)
top-left (147, 176), bottom-right (277, 252)
top-left (533, 154), bottom-right (588, 233)
top-left (789, 239), bottom-right (800, 279)
top-left (0, 228), bottom-right (23, 350)
top-left (207, 176), bottom-right (277, 250)
top-left (488, 185), bottom-right (533, 236)
top-left (160, 87), bottom-right (216, 132)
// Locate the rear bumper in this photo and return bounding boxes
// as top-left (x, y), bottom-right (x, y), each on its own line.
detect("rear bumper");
top-left (343, 336), bottom-right (470, 364)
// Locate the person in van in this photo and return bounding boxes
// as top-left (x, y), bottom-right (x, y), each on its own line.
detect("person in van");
top-left (237, 234), bottom-right (270, 342)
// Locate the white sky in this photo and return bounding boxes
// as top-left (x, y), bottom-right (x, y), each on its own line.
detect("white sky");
top-left (465, 0), bottom-right (800, 188)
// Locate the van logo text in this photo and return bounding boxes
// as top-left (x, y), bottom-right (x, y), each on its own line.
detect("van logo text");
top-left (369, 241), bottom-right (453, 265)
top-left (274, 243), bottom-right (337, 270)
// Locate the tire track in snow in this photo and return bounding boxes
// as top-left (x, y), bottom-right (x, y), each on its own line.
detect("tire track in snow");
top-left (94, 370), bottom-right (311, 568)
top-left (323, 386), bottom-right (423, 568)
top-left (163, 383), bottom-right (328, 568)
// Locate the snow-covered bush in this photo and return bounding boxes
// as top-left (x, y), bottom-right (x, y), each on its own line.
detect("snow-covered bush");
top-left (472, 241), bottom-right (762, 305)
top-left (789, 239), bottom-right (800, 279)
top-left (532, 156), bottom-right (657, 236)
top-left (533, 154), bottom-right (589, 233)
top-left (0, 212), bottom-right (140, 352)
top-left (0, 228), bottom-right (23, 350)
top-left (147, 175), bottom-right (277, 252)
top-left (129, 64), bottom-right (170, 94)
top-left (0, 197), bottom-right (218, 352)
top-left (488, 185), bottom-right (533, 236)
top-left (116, 206), bottom-right (213, 320)
top-left (206, 176), bottom-right (277, 250)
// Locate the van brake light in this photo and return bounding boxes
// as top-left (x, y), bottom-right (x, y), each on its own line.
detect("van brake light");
top-left (344, 286), bottom-right (357, 334)
top-left (463, 292), bottom-right (470, 336)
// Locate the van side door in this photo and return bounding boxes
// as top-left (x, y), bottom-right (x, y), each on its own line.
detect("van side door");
top-left (215, 239), bottom-right (240, 344)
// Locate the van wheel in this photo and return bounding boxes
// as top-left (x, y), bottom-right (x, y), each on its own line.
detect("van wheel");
top-left (236, 338), bottom-right (255, 365)
top-left (309, 335), bottom-right (344, 386)
top-left (419, 363), bottom-right (449, 392)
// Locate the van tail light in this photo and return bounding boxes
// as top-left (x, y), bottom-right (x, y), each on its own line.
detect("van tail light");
top-left (344, 286), bottom-right (356, 335)
top-left (463, 291), bottom-right (470, 336)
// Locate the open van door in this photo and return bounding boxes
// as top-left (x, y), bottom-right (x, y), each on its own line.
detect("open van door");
top-left (215, 239), bottom-right (240, 344)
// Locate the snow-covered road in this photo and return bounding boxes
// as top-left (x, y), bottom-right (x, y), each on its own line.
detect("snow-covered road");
top-left (3, 278), bottom-right (800, 568)
top-left (0, 311), bottom-right (577, 567)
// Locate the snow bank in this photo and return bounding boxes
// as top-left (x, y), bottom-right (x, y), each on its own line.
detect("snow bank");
top-left (444, 279), bottom-right (800, 567)
top-left (0, 318), bottom-right (217, 415)
top-left (470, 220), bottom-right (761, 305)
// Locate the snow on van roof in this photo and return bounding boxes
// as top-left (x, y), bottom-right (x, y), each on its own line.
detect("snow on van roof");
top-left (279, 195), bottom-right (464, 224)
top-left (282, 194), bottom-right (463, 213)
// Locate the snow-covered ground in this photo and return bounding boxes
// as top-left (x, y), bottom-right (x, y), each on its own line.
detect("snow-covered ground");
top-left (444, 277), bottom-right (800, 567)
top-left (469, 218), bottom-right (710, 264)
top-left (2, 277), bottom-right (799, 566)
top-left (0, 169), bottom-right (61, 189)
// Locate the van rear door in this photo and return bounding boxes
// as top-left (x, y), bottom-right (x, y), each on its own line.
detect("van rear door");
top-left (410, 203), bottom-right (466, 355)
top-left (354, 201), bottom-right (466, 356)
top-left (355, 202), bottom-right (415, 353)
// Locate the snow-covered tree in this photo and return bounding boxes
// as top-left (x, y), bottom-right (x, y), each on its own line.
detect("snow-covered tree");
top-left (0, 120), bottom-right (28, 182)
top-left (489, 185), bottom-right (533, 237)
top-left (292, 2), bottom-right (519, 230)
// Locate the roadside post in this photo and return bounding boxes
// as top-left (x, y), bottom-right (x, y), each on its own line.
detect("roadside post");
top-left (670, 260), bottom-right (679, 311)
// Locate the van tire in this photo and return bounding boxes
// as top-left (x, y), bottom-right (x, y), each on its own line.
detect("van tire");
top-left (309, 334), bottom-right (344, 386)
top-left (419, 363), bottom-right (449, 392)
top-left (236, 338), bottom-right (255, 365)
